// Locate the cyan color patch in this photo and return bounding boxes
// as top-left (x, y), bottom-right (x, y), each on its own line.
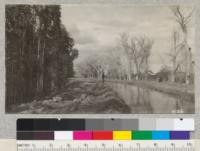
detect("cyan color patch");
top-left (152, 131), bottom-right (170, 140)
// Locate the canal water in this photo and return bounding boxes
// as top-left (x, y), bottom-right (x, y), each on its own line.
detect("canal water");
top-left (108, 82), bottom-right (194, 114)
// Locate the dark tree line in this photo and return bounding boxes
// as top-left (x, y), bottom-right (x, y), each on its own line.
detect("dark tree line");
top-left (6, 5), bottom-right (78, 111)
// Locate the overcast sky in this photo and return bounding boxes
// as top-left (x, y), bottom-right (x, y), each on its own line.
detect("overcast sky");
top-left (61, 5), bottom-right (194, 73)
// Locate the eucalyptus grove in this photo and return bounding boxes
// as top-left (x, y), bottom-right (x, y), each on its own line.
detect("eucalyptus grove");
top-left (6, 5), bottom-right (78, 110)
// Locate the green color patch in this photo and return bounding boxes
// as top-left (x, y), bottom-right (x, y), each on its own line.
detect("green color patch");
top-left (132, 131), bottom-right (152, 140)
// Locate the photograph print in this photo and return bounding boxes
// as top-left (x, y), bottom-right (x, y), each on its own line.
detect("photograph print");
top-left (6, 4), bottom-right (195, 114)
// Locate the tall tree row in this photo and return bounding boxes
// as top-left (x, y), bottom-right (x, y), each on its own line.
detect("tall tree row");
top-left (119, 33), bottom-right (154, 80)
top-left (6, 5), bottom-right (78, 111)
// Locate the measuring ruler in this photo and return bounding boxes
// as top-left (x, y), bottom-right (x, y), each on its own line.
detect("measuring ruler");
top-left (17, 140), bottom-right (195, 151)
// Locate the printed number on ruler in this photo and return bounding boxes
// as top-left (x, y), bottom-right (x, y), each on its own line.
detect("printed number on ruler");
top-left (17, 140), bottom-right (194, 151)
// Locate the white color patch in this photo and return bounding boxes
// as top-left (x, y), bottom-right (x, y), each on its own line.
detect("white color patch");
top-left (54, 131), bottom-right (73, 140)
top-left (173, 119), bottom-right (195, 131)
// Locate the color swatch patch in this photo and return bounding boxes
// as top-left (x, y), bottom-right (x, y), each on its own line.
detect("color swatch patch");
top-left (132, 131), bottom-right (152, 140)
top-left (17, 130), bottom-right (191, 140)
top-left (17, 118), bottom-right (194, 140)
top-left (93, 131), bottom-right (113, 140)
top-left (113, 131), bottom-right (132, 140)
top-left (17, 118), bottom-right (194, 131)
top-left (152, 131), bottom-right (170, 140)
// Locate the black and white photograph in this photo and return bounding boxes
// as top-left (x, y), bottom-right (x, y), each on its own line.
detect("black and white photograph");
top-left (5, 4), bottom-right (195, 114)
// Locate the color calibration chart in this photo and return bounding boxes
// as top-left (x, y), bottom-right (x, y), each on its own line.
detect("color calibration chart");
top-left (17, 118), bottom-right (195, 151)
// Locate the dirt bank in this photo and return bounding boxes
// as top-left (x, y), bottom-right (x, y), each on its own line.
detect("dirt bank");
top-left (9, 79), bottom-right (131, 114)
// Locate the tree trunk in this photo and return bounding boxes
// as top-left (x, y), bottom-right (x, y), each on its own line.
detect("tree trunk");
top-left (36, 37), bottom-right (41, 96)
top-left (38, 39), bottom-right (45, 95)
top-left (184, 34), bottom-right (190, 85)
top-left (135, 61), bottom-right (139, 80)
top-left (145, 58), bottom-right (148, 80)
top-left (127, 58), bottom-right (132, 80)
top-left (135, 69), bottom-right (139, 80)
top-left (171, 59), bottom-right (176, 82)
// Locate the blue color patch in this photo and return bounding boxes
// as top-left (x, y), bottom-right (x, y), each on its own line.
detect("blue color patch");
top-left (152, 131), bottom-right (170, 140)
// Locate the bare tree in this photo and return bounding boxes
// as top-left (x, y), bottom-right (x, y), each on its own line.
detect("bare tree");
top-left (76, 54), bottom-right (110, 79)
top-left (170, 6), bottom-right (193, 84)
top-left (119, 33), bottom-right (154, 80)
top-left (119, 33), bottom-right (132, 80)
top-left (76, 58), bottom-right (98, 78)
top-left (168, 30), bottom-right (183, 82)
top-left (129, 37), bottom-right (141, 80)
top-left (119, 33), bottom-right (142, 80)
top-left (137, 37), bottom-right (154, 80)
top-left (107, 49), bottom-right (124, 79)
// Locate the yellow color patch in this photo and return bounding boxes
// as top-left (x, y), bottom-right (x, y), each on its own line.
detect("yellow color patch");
top-left (113, 131), bottom-right (132, 140)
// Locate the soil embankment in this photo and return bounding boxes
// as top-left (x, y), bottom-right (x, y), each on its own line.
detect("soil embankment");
top-left (9, 79), bottom-right (131, 114)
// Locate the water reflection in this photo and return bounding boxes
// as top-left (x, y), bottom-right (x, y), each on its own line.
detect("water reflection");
top-left (108, 83), bottom-right (194, 114)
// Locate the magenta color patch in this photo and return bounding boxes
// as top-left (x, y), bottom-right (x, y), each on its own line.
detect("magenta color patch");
top-left (73, 131), bottom-right (93, 140)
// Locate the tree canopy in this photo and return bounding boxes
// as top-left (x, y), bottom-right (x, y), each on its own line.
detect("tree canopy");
top-left (6, 5), bottom-right (78, 110)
